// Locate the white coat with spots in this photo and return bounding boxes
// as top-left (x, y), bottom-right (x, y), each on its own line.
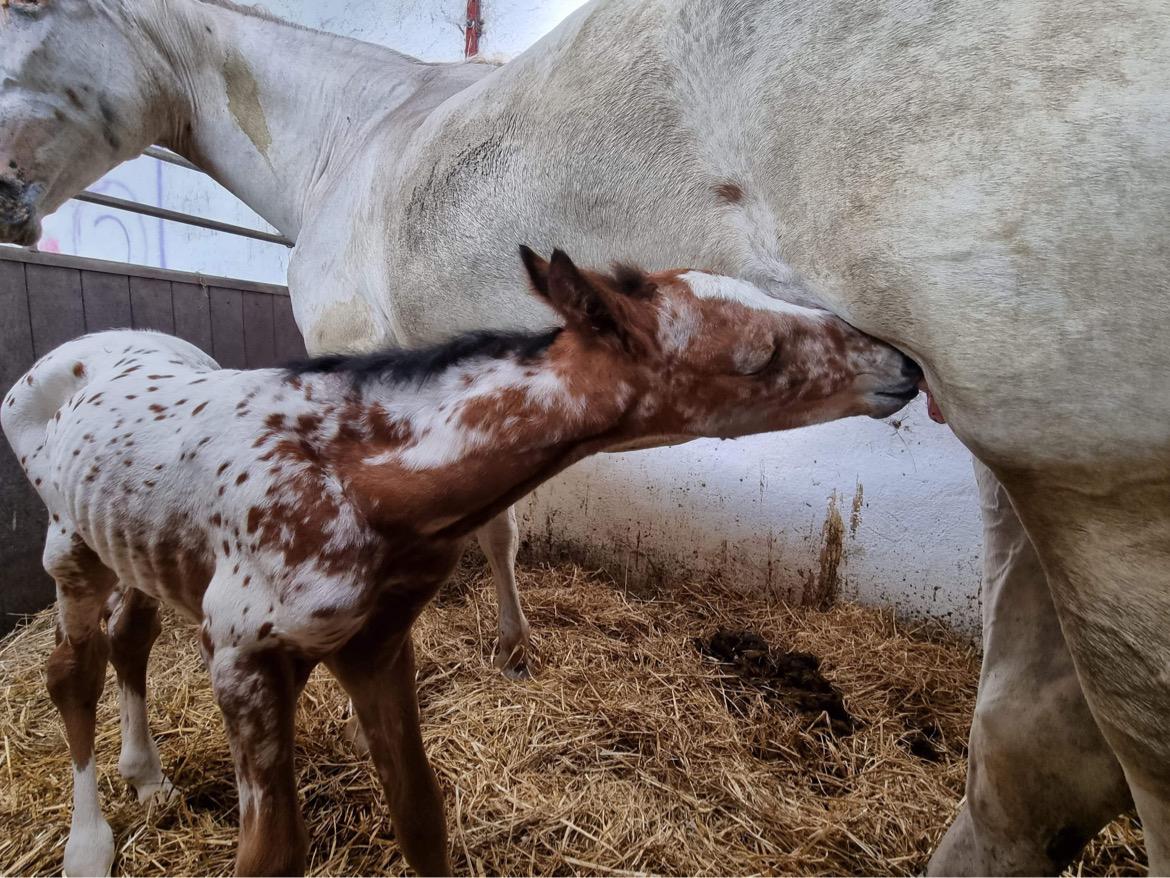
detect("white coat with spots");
top-left (2, 250), bottom-right (919, 876)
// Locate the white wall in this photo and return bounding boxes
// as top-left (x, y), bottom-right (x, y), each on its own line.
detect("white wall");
top-left (522, 404), bottom-right (981, 631)
top-left (33, 0), bottom-right (984, 631)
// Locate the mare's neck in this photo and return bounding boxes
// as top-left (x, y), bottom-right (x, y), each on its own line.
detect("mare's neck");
top-left (148, 0), bottom-right (469, 238)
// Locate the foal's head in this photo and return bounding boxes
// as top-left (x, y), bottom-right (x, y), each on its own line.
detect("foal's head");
top-left (519, 247), bottom-right (920, 444)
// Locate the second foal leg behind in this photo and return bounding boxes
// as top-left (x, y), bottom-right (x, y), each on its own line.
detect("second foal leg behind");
top-left (477, 506), bottom-right (532, 679)
top-left (328, 626), bottom-right (451, 876)
top-left (107, 588), bottom-right (175, 803)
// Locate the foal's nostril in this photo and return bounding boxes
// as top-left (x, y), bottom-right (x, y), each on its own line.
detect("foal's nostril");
top-left (899, 354), bottom-right (923, 382)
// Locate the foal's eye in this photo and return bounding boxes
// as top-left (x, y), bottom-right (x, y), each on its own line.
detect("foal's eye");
top-left (738, 344), bottom-right (782, 377)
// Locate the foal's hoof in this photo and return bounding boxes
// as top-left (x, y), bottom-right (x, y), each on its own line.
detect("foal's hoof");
top-left (501, 662), bottom-right (531, 681)
top-left (63, 818), bottom-right (115, 877)
top-left (492, 640), bottom-right (534, 680)
top-left (135, 775), bottom-right (178, 806)
top-left (343, 713), bottom-right (369, 755)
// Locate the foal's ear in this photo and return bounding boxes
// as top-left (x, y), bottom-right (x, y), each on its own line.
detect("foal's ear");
top-left (519, 246), bottom-right (653, 354)
top-left (519, 245), bottom-right (551, 296)
top-left (520, 246), bottom-right (610, 332)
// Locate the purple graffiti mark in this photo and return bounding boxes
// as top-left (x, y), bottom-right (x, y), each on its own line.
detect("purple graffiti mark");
top-left (70, 177), bottom-right (150, 264)
top-left (94, 214), bottom-right (133, 260)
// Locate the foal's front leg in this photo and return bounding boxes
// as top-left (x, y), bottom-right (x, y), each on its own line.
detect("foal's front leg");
top-left (328, 631), bottom-right (451, 876)
top-left (207, 641), bottom-right (312, 876)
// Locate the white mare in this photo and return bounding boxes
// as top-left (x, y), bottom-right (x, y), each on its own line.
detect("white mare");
top-left (1, 0), bottom-right (1168, 872)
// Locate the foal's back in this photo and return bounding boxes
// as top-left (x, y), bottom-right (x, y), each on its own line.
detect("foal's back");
top-left (2, 331), bottom-right (370, 633)
top-left (6, 332), bottom-right (228, 612)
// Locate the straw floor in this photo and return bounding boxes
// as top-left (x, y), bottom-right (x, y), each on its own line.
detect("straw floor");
top-left (0, 557), bottom-right (1146, 876)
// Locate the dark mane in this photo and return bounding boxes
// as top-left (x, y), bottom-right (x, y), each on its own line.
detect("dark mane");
top-left (286, 327), bottom-right (563, 387)
top-left (610, 264), bottom-right (657, 299)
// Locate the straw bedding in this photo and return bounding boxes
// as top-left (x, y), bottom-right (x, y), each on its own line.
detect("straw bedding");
top-left (0, 556), bottom-right (1146, 876)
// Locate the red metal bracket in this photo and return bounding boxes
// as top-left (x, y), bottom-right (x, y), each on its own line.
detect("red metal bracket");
top-left (464, 0), bottom-right (484, 57)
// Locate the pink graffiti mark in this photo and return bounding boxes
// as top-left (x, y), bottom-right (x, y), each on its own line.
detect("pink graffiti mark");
top-left (38, 236), bottom-right (61, 253)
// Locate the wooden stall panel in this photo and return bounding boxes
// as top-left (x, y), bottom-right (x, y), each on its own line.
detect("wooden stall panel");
top-left (273, 296), bottom-right (308, 362)
top-left (0, 261), bottom-right (33, 380)
top-left (172, 282), bottom-right (213, 356)
top-left (25, 264), bottom-right (85, 357)
top-left (209, 286), bottom-right (246, 369)
top-left (242, 291), bottom-right (276, 367)
top-left (0, 260), bottom-right (52, 631)
top-left (81, 270), bottom-right (133, 331)
top-left (129, 277), bottom-right (175, 334)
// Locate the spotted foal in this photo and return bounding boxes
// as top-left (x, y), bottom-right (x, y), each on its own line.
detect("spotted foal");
top-left (3, 248), bottom-right (919, 876)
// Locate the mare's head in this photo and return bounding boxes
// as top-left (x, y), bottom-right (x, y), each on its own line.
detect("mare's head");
top-left (519, 247), bottom-right (921, 445)
top-left (0, 0), bottom-right (170, 244)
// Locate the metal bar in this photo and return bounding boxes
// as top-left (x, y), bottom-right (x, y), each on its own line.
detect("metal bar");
top-left (143, 146), bottom-right (203, 173)
top-left (72, 191), bottom-right (294, 247)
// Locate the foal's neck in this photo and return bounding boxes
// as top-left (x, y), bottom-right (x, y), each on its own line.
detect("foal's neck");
top-left (348, 336), bottom-right (641, 540)
top-left (146, 0), bottom-right (476, 239)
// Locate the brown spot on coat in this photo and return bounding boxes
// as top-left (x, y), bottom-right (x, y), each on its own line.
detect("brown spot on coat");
top-left (713, 181), bottom-right (746, 204)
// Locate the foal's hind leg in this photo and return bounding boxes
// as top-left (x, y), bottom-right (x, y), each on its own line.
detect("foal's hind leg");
top-left (478, 506), bottom-right (533, 679)
top-left (328, 629), bottom-right (450, 875)
top-left (108, 588), bottom-right (175, 804)
top-left (44, 531), bottom-right (117, 877)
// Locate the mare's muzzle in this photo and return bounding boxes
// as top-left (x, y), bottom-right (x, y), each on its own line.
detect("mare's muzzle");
top-left (0, 176), bottom-right (42, 246)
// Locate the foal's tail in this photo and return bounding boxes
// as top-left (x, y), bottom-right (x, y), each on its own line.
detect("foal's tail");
top-left (1, 335), bottom-right (104, 465)
top-left (2, 330), bottom-right (217, 467)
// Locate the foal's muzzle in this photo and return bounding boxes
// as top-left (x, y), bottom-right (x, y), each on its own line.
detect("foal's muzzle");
top-left (0, 175), bottom-right (43, 246)
top-left (867, 354), bottom-right (923, 419)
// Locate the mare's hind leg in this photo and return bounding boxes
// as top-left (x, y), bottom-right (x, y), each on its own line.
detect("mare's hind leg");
top-left (327, 627), bottom-right (450, 875)
top-left (107, 588), bottom-right (175, 804)
top-left (929, 462), bottom-right (1130, 875)
top-left (478, 506), bottom-right (533, 679)
top-left (44, 530), bottom-right (117, 877)
top-left (1010, 472), bottom-right (1170, 874)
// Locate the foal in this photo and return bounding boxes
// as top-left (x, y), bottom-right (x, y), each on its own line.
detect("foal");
top-left (3, 248), bottom-right (919, 877)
